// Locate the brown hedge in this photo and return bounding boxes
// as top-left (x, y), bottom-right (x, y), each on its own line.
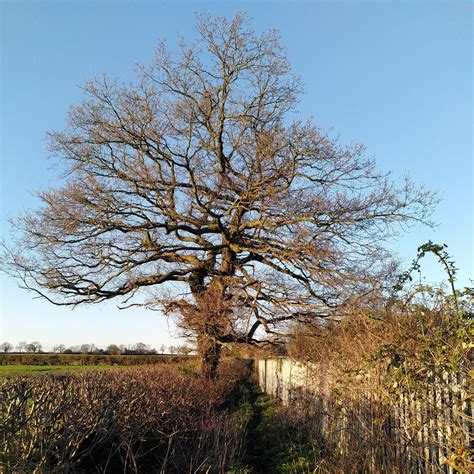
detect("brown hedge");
top-left (1, 359), bottom-right (251, 472)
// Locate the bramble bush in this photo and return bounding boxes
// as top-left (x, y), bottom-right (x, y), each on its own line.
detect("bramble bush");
top-left (286, 243), bottom-right (473, 472)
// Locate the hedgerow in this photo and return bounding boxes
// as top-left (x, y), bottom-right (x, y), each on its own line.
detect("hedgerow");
top-left (1, 359), bottom-right (251, 473)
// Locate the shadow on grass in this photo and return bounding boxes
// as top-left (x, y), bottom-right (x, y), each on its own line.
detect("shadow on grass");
top-left (232, 382), bottom-right (322, 474)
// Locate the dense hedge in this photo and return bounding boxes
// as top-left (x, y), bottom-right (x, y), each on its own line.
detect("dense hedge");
top-left (0, 353), bottom-right (194, 366)
top-left (1, 359), bottom-right (251, 472)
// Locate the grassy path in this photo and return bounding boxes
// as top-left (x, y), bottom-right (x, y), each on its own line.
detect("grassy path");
top-left (235, 383), bottom-right (320, 473)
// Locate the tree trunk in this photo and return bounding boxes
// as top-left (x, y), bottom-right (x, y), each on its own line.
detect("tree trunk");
top-left (198, 334), bottom-right (221, 379)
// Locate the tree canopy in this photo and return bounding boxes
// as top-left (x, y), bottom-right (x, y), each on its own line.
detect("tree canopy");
top-left (2, 13), bottom-right (436, 376)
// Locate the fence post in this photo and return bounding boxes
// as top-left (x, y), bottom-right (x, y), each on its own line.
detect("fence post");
top-left (264, 358), bottom-right (267, 393)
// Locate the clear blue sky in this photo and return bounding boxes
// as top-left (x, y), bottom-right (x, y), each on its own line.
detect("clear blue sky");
top-left (1, 1), bottom-right (472, 350)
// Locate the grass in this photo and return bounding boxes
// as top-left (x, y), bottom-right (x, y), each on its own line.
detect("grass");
top-left (0, 364), bottom-right (117, 377)
top-left (231, 382), bottom-right (321, 473)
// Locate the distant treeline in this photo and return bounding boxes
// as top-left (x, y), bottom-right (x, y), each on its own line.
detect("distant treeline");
top-left (0, 342), bottom-right (195, 356)
top-left (0, 353), bottom-right (195, 366)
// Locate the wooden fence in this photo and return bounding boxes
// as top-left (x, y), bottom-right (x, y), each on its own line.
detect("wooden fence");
top-left (258, 358), bottom-right (472, 473)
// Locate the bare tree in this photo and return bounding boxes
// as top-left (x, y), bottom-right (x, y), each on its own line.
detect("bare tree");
top-left (132, 342), bottom-right (147, 354)
top-left (106, 344), bottom-right (121, 355)
top-left (1, 13), bottom-right (436, 377)
top-left (16, 341), bottom-right (27, 353)
top-left (0, 342), bottom-right (13, 353)
top-left (177, 344), bottom-right (193, 356)
top-left (79, 344), bottom-right (91, 354)
top-left (53, 344), bottom-right (67, 353)
top-left (119, 345), bottom-right (127, 355)
top-left (159, 344), bottom-right (166, 355)
top-left (25, 341), bottom-right (42, 353)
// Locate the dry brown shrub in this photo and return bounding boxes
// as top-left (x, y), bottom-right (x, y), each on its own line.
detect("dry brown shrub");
top-left (286, 289), bottom-right (472, 472)
top-left (1, 361), bottom-right (250, 473)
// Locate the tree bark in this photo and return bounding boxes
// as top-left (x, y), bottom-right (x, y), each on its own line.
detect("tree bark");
top-left (198, 334), bottom-right (221, 380)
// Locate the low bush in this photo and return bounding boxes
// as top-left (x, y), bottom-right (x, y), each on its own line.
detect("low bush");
top-left (1, 359), bottom-right (251, 473)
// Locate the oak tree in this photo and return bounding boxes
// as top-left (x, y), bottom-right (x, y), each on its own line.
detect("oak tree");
top-left (2, 13), bottom-right (435, 377)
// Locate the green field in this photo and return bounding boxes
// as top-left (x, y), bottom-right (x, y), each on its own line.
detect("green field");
top-left (0, 365), bottom-right (117, 377)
